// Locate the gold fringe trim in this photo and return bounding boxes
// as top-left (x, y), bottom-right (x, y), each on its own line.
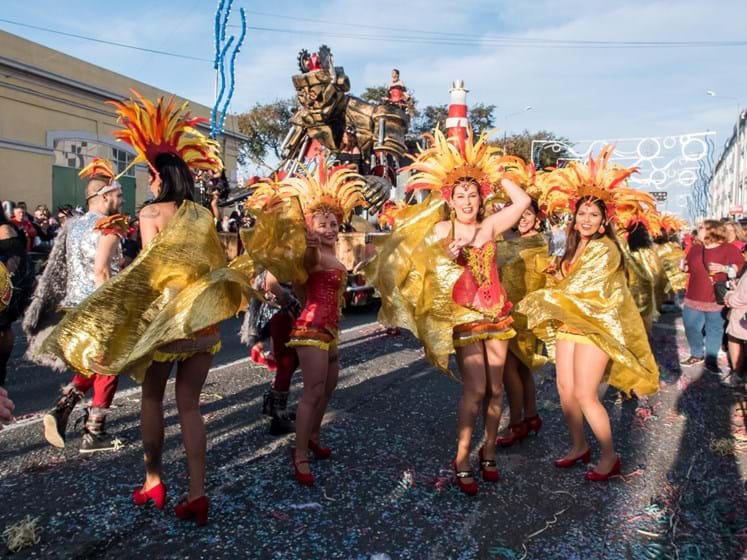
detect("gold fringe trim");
top-left (453, 327), bottom-right (516, 348)
top-left (286, 338), bottom-right (336, 351)
top-left (153, 341), bottom-right (222, 363)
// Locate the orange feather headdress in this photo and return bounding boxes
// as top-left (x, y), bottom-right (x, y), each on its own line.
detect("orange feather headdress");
top-left (107, 89), bottom-right (222, 173)
top-left (404, 128), bottom-right (504, 201)
top-left (276, 156), bottom-right (368, 223)
top-left (538, 145), bottom-right (640, 221)
top-left (79, 157), bottom-right (116, 183)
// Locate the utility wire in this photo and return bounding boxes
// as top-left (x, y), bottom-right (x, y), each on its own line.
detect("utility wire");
top-left (237, 24), bottom-right (747, 49)
top-left (0, 18), bottom-right (212, 62)
top-left (239, 8), bottom-right (747, 48)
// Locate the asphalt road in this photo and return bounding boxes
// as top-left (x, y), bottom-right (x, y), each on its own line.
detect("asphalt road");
top-left (0, 307), bottom-right (745, 559)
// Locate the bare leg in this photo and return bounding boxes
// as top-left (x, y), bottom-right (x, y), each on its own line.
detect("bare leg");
top-left (572, 343), bottom-right (616, 473)
top-left (481, 339), bottom-right (509, 470)
top-left (175, 353), bottom-right (212, 501)
top-left (294, 347), bottom-right (329, 475)
top-left (140, 361), bottom-right (172, 491)
top-left (310, 351), bottom-right (339, 445)
top-left (555, 339), bottom-right (587, 460)
top-left (455, 342), bottom-right (488, 484)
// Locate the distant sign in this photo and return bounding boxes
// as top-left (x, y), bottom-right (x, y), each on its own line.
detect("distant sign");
top-left (649, 191), bottom-right (668, 203)
top-left (729, 205), bottom-right (744, 215)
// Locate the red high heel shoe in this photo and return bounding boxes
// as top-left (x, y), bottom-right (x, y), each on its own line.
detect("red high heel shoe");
top-left (132, 481), bottom-right (167, 510)
top-left (553, 448), bottom-right (591, 468)
top-left (452, 461), bottom-right (478, 496)
top-left (585, 456), bottom-right (621, 481)
top-left (495, 420), bottom-right (529, 447)
top-left (308, 440), bottom-right (332, 460)
top-left (291, 448), bottom-right (314, 486)
top-left (174, 495), bottom-right (209, 527)
top-left (478, 447), bottom-right (500, 482)
top-left (525, 415), bottom-right (542, 435)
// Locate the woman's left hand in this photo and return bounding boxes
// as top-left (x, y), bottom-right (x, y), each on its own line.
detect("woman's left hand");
top-left (708, 262), bottom-right (726, 275)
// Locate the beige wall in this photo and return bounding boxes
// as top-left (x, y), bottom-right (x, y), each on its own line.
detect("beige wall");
top-left (0, 29), bottom-right (245, 209)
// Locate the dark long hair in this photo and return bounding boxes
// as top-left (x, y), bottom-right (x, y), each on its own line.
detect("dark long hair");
top-left (561, 196), bottom-right (621, 269)
top-left (149, 152), bottom-right (195, 206)
top-left (626, 222), bottom-right (653, 252)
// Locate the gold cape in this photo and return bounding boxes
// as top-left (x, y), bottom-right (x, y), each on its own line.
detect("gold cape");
top-left (637, 246), bottom-right (668, 312)
top-left (516, 237), bottom-right (659, 396)
top-left (232, 198), bottom-right (308, 286)
top-left (618, 239), bottom-right (658, 324)
top-left (364, 194), bottom-right (490, 377)
top-left (654, 242), bottom-right (687, 293)
top-left (42, 201), bottom-right (251, 382)
top-left (496, 234), bottom-right (549, 370)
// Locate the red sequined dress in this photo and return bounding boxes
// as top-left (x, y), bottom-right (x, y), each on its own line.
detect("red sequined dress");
top-left (451, 241), bottom-right (515, 347)
top-left (287, 269), bottom-right (346, 351)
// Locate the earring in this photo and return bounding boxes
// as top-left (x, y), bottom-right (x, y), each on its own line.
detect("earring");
top-left (450, 208), bottom-right (456, 220)
top-left (478, 206), bottom-right (485, 217)
top-left (598, 225), bottom-right (605, 234)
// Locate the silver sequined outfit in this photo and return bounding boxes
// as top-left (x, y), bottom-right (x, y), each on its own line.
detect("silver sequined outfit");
top-left (61, 212), bottom-right (121, 307)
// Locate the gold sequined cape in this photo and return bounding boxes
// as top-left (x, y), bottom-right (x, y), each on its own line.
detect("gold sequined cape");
top-left (654, 242), bottom-right (687, 293)
top-left (638, 246), bottom-right (667, 312)
top-left (618, 239), bottom-right (658, 324)
top-left (496, 234), bottom-right (549, 370)
top-left (364, 194), bottom-right (489, 378)
top-left (516, 237), bottom-right (659, 395)
top-left (42, 202), bottom-right (252, 382)
top-left (232, 199), bottom-right (308, 285)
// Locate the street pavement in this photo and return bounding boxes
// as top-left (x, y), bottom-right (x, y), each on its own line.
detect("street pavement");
top-left (0, 306), bottom-right (745, 559)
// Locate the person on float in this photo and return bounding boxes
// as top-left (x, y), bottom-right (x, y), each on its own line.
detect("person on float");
top-left (237, 158), bottom-right (368, 486)
top-left (519, 146), bottom-right (659, 481)
top-left (493, 158), bottom-right (550, 447)
top-left (24, 158), bottom-right (126, 453)
top-left (42, 91), bottom-right (251, 526)
top-left (365, 128), bottom-right (530, 495)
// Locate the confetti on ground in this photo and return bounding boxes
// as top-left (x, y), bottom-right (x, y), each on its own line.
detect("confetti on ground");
top-left (2, 515), bottom-right (40, 553)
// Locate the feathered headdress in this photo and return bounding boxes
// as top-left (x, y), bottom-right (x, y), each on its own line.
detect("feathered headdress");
top-left (538, 145), bottom-right (639, 220)
top-left (107, 89), bottom-right (222, 173)
top-left (660, 213), bottom-right (688, 234)
top-left (79, 158), bottom-right (116, 183)
top-left (494, 155), bottom-right (542, 200)
top-left (277, 156), bottom-right (368, 223)
top-left (405, 128), bottom-right (504, 201)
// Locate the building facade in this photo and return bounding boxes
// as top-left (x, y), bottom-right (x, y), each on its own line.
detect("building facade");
top-left (0, 30), bottom-right (247, 215)
top-left (708, 110), bottom-right (746, 219)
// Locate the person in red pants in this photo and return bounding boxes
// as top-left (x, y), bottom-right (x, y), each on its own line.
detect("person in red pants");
top-left (23, 158), bottom-right (126, 453)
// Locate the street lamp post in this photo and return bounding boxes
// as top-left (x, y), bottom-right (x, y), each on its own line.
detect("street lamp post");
top-left (503, 105), bottom-right (533, 149)
top-left (707, 91), bottom-right (743, 216)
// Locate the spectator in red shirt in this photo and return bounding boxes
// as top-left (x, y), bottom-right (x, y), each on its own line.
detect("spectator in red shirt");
top-left (11, 206), bottom-right (36, 251)
top-left (681, 220), bottom-right (744, 372)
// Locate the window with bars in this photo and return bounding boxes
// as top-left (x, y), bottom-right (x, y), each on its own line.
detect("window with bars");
top-left (53, 139), bottom-right (135, 177)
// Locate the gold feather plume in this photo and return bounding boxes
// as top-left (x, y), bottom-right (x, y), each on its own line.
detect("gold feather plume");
top-left (277, 155), bottom-right (368, 223)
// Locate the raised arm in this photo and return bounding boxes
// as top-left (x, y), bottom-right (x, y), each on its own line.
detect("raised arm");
top-left (482, 178), bottom-right (531, 239)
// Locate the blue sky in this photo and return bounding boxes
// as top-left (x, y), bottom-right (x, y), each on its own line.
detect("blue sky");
top-left (2, 0), bottom-right (747, 212)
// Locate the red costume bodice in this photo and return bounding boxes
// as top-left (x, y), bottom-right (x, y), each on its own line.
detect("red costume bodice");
top-left (295, 269), bottom-right (346, 333)
top-left (453, 241), bottom-right (512, 319)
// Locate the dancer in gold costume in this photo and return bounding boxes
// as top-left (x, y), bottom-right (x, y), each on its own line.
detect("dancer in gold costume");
top-left (238, 158), bottom-right (368, 486)
top-left (520, 146), bottom-right (659, 481)
top-left (366, 129), bottom-right (530, 495)
top-left (43, 91), bottom-right (251, 526)
top-left (493, 158), bottom-right (550, 448)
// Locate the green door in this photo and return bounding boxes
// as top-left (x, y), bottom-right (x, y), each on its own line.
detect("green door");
top-left (52, 166), bottom-right (136, 215)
